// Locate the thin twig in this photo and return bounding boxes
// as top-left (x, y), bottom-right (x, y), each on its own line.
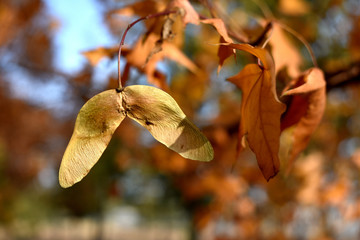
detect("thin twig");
top-left (326, 62), bottom-right (360, 90)
top-left (252, 0), bottom-right (274, 19)
top-left (117, 10), bottom-right (177, 89)
top-left (260, 22), bottom-right (274, 48)
top-left (250, 22), bottom-right (273, 46)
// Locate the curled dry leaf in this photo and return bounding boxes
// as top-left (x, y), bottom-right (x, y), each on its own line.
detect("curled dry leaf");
top-left (281, 68), bottom-right (326, 172)
top-left (59, 85), bottom-right (213, 188)
top-left (126, 33), bottom-right (199, 89)
top-left (59, 90), bottom-right (125, 188)
top-left (123, 85), bottom-right (214, 161)
top-left (168, 0), bottom-right (199, 25)
top-left (83, 34), bottom-right (199, 90)
top-left (226, 43), bottom-right (286, 180)
top-left (200, 18), bottom-right (232, 43)
top-left (282, 68), bottom-right (326, 95)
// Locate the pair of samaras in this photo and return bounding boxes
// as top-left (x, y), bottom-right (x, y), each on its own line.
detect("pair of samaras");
top-left (59, 85), bottom-right (214, 188)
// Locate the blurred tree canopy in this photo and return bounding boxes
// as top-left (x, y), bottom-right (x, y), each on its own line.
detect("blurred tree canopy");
top-left (1, 0), bottom-right (360, 239)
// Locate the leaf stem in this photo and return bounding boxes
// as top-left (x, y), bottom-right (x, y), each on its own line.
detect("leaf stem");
top-left (252, 0), bottom-right (274, 20)
top-left (117, 9), bottom-right (178, 89)
top-left (260, 22), bottom-right (274, 49)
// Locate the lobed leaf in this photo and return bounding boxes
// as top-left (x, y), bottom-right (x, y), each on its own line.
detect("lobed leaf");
top-left (228, 64), bottom-right (285, 180)
top-left (226, 44), bottom-right (286, 180)
top-left (59, 90), bottom-right (125, 188)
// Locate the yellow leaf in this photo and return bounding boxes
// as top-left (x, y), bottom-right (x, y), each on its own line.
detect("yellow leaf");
top-left (123, 85), bottom-right (214, 161)
top-left (59, 90), bottom-right (125, 188)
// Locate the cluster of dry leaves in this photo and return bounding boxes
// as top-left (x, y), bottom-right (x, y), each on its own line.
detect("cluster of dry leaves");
top-left (5, 0), bottom-right (360, 239)
top-left (81, 0), bottom-right (326, 181)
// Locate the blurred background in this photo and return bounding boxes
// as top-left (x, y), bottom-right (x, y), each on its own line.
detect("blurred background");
top-left (1, 0), bottom-right (360, 239)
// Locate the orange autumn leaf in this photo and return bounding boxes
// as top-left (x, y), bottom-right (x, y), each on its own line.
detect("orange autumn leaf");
top-left (110, 0), bottom-right (184, 47)
top-left (217, 36), bottom-right (235, 72)
top-left (200, 18), bottom-right (232, 43)
top-left (279, 0), bottom-right (310, 16)
top-left (108, 0), bottom-right (167, 31)
top-left (161, 42), bottom-right (199, 73)
top-left (280, 92), bottom-right (308, 131)
top-left (281, 68), bottom-right (326, 171)
top-left (200, 18), bottom-right (235, 72)
top-left (81, 46), bottom-right (118, 66)
top-left (108, 0), bottom-right (166, 18)
top-left (226, 43), bottom-right (286, 180)
top-left (168, 0), bottom-right (199, 25)
top-left (269, 22), bottom-right (303, 78)
top-left (283, 68), bottom-right (326, 95)
top-left (83, 33), bottom-right (198, 90)
top-left (83, 32), bottom-right (198, 90)
top-left (125, 33), bottom-right (199, 89)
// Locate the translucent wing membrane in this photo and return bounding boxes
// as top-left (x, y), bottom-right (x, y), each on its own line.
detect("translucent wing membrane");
top-left (123, 85), bottom-right (213, 161)
top-left (59, 86), bottom-right (213, 188)
top-left (59, 90), bottom-right (125, 188)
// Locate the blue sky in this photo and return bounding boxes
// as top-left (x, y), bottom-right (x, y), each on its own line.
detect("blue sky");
top-left (5, 0), bottom-right (118, 117)
top-left (44, 0), bottom-right (115, 73)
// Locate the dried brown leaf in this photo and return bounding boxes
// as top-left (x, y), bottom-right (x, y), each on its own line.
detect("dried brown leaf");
top-left (269, 23), bottom-right (303, 78)
top-left (282, 68), bottom-right (326, 171)
top-left (168, 0), bottom-right (199, 25)
top-left (81, 46), bottom-right (118, 66)
top-left (126, 33), bottom-right (199, 89)
top-left (200, 18), bottom-right (235, 72)
top-left (200, 18), bottom-right (232, 43)
top-left (217, 36), bottom-right (236, 73)
top-left (226, 43), bottom-right (286, 180)
top-left (108, 0), bottom-right (166, 18)
top-left (282, 68), bottom-right (326, 95)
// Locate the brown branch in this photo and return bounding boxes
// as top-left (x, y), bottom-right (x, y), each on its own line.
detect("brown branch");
top-left (250, 22), bottom-right (273, 46)
top-left (326, 62), bottom-right (360, 91)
